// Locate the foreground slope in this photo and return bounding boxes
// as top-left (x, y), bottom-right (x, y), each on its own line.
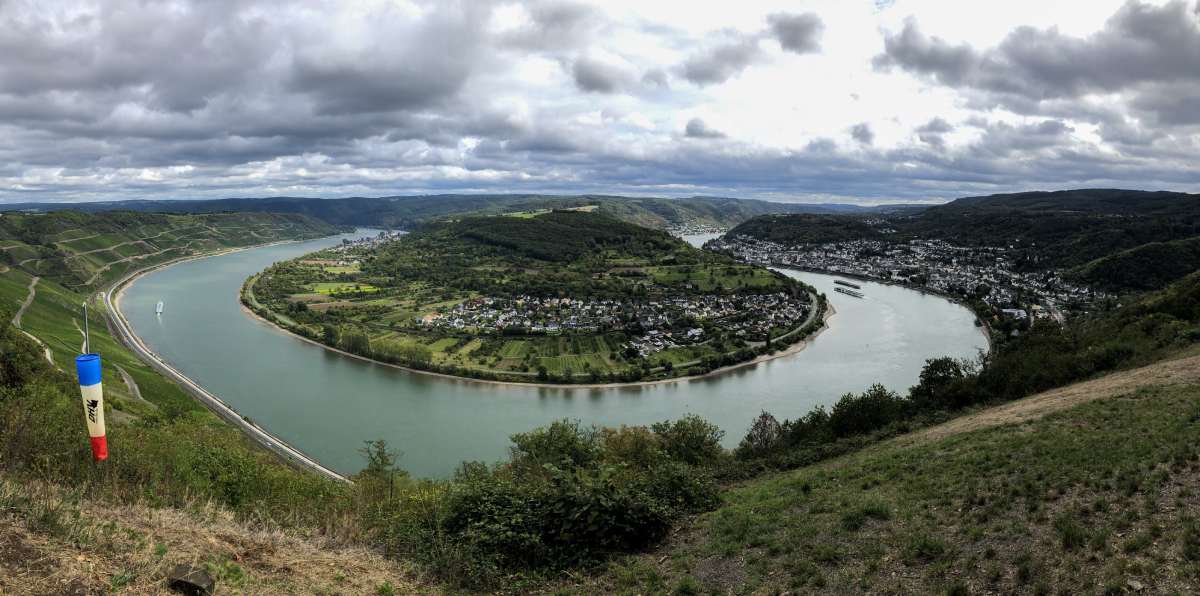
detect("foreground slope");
top-left (582, 351), bottom-right (1200, 594)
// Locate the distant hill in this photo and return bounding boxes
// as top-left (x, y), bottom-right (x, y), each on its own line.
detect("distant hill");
top-left (0, 210), bottom-right (341, 290)
top-left (0, 194), bottom-right (919, 231)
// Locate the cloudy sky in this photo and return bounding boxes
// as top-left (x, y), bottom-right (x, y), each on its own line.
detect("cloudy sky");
top-left (1, 0), bottom-right (1199, 204)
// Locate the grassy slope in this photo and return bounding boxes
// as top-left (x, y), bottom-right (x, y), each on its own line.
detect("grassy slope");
top-left (581, 351), bottom-right (1200, 595)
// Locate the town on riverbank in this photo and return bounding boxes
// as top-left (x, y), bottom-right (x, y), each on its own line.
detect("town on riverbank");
top-left (709, 234), bottom-right (1113, 337)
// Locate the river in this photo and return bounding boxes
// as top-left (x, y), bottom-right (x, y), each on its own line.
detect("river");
top-left (120, 230), bottom-right (988, 477)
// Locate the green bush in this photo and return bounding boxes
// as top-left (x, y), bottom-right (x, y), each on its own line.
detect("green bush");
top-left (651, 415), bottom-right (725, 466)
top-left (829, 384), bottom-right (906, 438)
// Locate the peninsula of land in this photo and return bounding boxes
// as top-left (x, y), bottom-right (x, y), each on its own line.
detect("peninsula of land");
top-left (245, 210), bottom-right (828, 384)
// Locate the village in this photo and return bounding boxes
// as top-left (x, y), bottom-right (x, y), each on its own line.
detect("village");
top-left (328, 229), bottom-right (405, 254)
top-left (709, 235), bottom-right (1111, 322)
top-left (418, 291), bottom-right (814, 356)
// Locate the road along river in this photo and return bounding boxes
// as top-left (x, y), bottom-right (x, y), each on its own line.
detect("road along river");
top-left (118, 230), bottom-right (988, 478)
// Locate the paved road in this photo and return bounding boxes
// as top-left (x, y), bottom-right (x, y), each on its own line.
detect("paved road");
top-left (102, 257), bottom-right (350, 484)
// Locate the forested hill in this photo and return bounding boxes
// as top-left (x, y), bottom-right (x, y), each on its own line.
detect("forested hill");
top-left (446, 209), bottom-right (681, 262)
top-left (0, 210), bottom-right (341, 291)
top-left (2, 194), bottom-right (896, 231)
top-left (365, 210), bottom-right (791, 300)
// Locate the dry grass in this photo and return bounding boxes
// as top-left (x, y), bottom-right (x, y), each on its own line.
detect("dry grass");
top-left (0, 479), bottom-right (429, 595)
top-left (905, 353), bottom-right (1200, 444)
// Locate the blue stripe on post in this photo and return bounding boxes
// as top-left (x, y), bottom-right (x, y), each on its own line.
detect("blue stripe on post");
top-left (75, 354), bottom-right (102, 387)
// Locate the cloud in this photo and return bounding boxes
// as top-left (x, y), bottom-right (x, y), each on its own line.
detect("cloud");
top-left (572, 56), bottom-right (631, 93)
top-left (874, 1), bottom-right (1200, 126)
top-left (679, 37), bottom-right (763, 86)
top-left (916, 118), bottom-right (954, 149)
top-left (685, 118), bottom-right (725, 139)
top-left (850, 123), bottom-right (874, 145)
top-left (767, 13), bottom-right (824, 54)
top-left (0, 0), bottom-right (1199, 205)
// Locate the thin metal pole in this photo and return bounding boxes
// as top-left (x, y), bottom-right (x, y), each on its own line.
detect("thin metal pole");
top-left (82, 301), bottom-right (90, 355)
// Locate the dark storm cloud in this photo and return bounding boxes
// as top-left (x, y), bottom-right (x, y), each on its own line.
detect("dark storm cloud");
top-left (767, 13), bottom-right (824, 54)
top-left (850, 123), bottom-right (874, 145)
top-left (684, 118), bottom-right (725, 139)
top-left (874, 1), bottom-right (1200, 125)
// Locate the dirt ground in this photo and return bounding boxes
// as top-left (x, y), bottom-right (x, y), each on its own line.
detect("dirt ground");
top-left (0, 480), bottom-right (428, 595)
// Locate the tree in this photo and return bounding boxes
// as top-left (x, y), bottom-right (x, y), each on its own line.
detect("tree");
top-left (736, 411), bottom-right (782, 458)
top-left (909, 357), bottom-right (973, 410)
top-left (322, 323), bottom-right (340, 345)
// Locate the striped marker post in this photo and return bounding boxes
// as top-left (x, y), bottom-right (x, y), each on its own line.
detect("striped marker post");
top-left (75, 353), bottom-right (108, 461)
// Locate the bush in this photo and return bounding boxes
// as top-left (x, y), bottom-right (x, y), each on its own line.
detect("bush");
top-left (651, 415), bottom-right (725, 465)
top-left (829, 384), bottom-right (906, 438)
top-left (367, 418), bottom-right (722, 585)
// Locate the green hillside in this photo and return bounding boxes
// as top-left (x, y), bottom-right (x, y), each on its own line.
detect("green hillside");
top-left (581, 354), bottom-right (1200, 594)
top-left (1074, 236), bottom-right (1200, 292)
top-left (0, 210), bottom-right (342, 291)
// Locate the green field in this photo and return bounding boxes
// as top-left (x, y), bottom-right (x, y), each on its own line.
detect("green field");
top-left (311, 282), bottom-right (379, 295)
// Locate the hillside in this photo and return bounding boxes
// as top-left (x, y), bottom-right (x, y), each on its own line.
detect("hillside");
top-left (726, 189), bottom-right (1200, 291)
top-left (0, 210), bottom-right (342, 291)
top-left (1073, 236), bottom-right (1200, 293)
top-left (578, 351), bottom-right (1200, 594)
top-left (0, 302), bottom-right (425, 594)
top-left (249, 211), bottom-right (823, 383)
top-left (3, 194), bottom-right (893, 231)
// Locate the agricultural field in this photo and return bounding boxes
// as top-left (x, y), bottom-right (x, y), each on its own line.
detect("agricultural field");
top-left (251, 211), bottom-right (825, 384)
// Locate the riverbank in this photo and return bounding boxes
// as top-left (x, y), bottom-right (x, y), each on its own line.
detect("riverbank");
top-left (104, 239), bottom-right (350, 483)
top-left (242, 274), bottom-right (836, 390)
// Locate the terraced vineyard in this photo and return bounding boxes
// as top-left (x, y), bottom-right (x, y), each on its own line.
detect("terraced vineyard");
top-left (0, 210), bottom-right (342, 291)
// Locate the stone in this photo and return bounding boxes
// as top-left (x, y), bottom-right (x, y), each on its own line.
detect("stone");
top-left (167, 564), bottom-right (215, 596)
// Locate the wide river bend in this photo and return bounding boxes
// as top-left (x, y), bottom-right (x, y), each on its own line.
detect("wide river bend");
top-left (120, 230), bottom-right (987, 477)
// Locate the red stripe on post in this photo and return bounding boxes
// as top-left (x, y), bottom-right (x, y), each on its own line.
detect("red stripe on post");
top-left (89, 436), bottom-right (108, 461)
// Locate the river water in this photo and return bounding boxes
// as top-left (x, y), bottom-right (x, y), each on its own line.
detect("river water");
top-left (121, 230), bottom-right (987, 477)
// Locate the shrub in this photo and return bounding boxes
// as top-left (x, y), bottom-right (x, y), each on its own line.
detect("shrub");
top-left (652, 415), bottom-right (725, 466)
top-left (510, 420), bottom-right (600, 470)
top-left (829, 384), bottom-right (906, 438)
